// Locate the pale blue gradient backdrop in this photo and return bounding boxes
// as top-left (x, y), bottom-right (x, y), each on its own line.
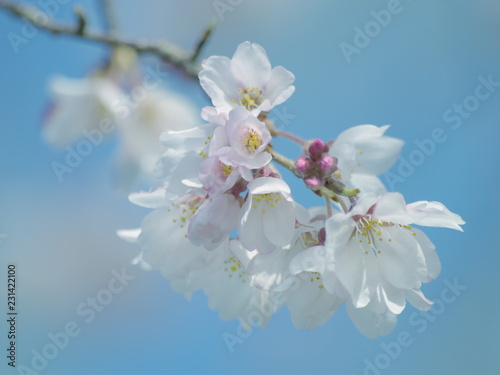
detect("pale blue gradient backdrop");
top-left (0, 1), bottom-right (498, 374)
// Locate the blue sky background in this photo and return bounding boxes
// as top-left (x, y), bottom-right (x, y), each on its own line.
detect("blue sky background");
top-left (0, 0), bottom-right (499, 374)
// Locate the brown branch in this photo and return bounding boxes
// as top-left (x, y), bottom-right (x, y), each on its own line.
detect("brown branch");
top-left (0, 0), bottom-right (202, 79)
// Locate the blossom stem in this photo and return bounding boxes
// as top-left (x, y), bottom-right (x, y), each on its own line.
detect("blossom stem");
top-left (267, 146), bottom-right (301, 178)
top-left (317, 186), bottom-right (348, 213)
top-left (267, 146), bottom-right (349, 213)
top-left (271, 129), bottom-right (307, 147)
top-left (324, 195), bottom-right (333, 218)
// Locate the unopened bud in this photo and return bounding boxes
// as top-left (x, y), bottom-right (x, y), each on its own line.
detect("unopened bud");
top-left (304, 174), bottom-right (322, 188)
top-left (295, 155), bottom-right (313, 174)
top-left (308, 139), bottom-right (329, 161)
top-left (317, 154), bottom-right (337, 174)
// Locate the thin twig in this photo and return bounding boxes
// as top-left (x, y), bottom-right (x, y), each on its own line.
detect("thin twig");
top-left (191, 19), bottom-right (216, 62)
top-left (267, 146), bottom-right (301, 178)
top-left (0, 0), bottom-right (201, 78)
top-left (271, 129), bottom-right (306, 147)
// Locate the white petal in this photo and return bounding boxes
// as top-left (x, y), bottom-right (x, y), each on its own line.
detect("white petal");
top-left (413, 228), bottom-right (441, 282)
top-left (116, 228), bottom-right (141, 243)
top-left (263, 198), bottom-right (296, 247)
top-left (265, 65), bottom-right (295, 106)
top-left (335, 242), bottom-right (376, 308)
top-left (199, 56), bottom-right (238, 108)
top-left (374, 192), bottom-right (412, 224)
top-left (377, 227), bottom-right (425, 290)
top-left (231, 41), bottom-right (271, 87)
top-left (405, 289), bottom-right (433, 311)
top-left (346, 302), bottom-right (397, 338)
top-left (248, 177), bottom-right (291, 195)
top-left (407, 201), bottom-right (465, 231)
top-left (128, 188), bottom-right (167, 208)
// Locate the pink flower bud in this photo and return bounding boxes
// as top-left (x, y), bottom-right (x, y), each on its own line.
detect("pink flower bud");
top-left (304, 174), bottom-right (322, 188)
top-left (295, 155), bottom-right (313, 174)
top-left (317, 154), bottom-right (337, 174)
top-left (308, 139), bottom-right (329, 161)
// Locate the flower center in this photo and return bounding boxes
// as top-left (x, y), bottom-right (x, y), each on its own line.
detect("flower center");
top-left (354, 216), bottom-right (394, 255)
top-left (169, 194), bottom-right (206, 231)
top-left (235, 87), bottom-right (263, 110)
top-left (243, 128), bottom-right (263, 154)
top-left (224, 256), bottom-right (247, 282)
top-left (251, 193), bottom-right (283, 213)
top-left (221, 163), bottom-right (234, 177)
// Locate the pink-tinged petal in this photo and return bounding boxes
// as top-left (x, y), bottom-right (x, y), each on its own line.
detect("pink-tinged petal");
top-left (128, 188), bottom-right (167, 208)
top-left (199, 56), bottom-right (239, 108)
top-left (238, 166), bottom-right (254, 182)
top-left (413, 228), bottom-right (441, 282)
top-left (265, 65), bottom-right (295, 106)
top-left (346, 303), bottom-right (397, 338)
top-left (350, 193), bottom-right (378, 217)
top-left (377, 227), bottom-right (425, 290)
top-left (405, 289), bottom-right (433, 311)
top-left (200, 106), bottom-right (228, 124)
top-left (248, 177), bottom-right (291, 195)
top-left (231, 42), bottom-right (272, 87)
top-left (208, 126), bottom-right (229, 155)
top-left (373, 192), bottom-right (412, 224)
top-left (233, 151), bottom-right (272, 169)
top-left (407, 201), bottom-right (465, 231)
top-left (262, 197), bottom-right (296, 247)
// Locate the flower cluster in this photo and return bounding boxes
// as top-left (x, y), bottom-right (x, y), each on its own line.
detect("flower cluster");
top-left (120, 42), bottom-right (464, 337)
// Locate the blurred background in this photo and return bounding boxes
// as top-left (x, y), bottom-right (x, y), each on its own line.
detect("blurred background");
top-left (0, 0), bottom-right (499, 374)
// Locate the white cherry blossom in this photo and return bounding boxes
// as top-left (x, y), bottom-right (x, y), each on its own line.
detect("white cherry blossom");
top-left (210, 107), bottom-right (272, 181)
top-left (321, 193), bottom-right (461, 334)
top-left (329, 125), bottom-right (404, 194)
top-left (239, 177), bottom-right (308, 254)
top-left (199, 41), bottom-right (295, 115)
